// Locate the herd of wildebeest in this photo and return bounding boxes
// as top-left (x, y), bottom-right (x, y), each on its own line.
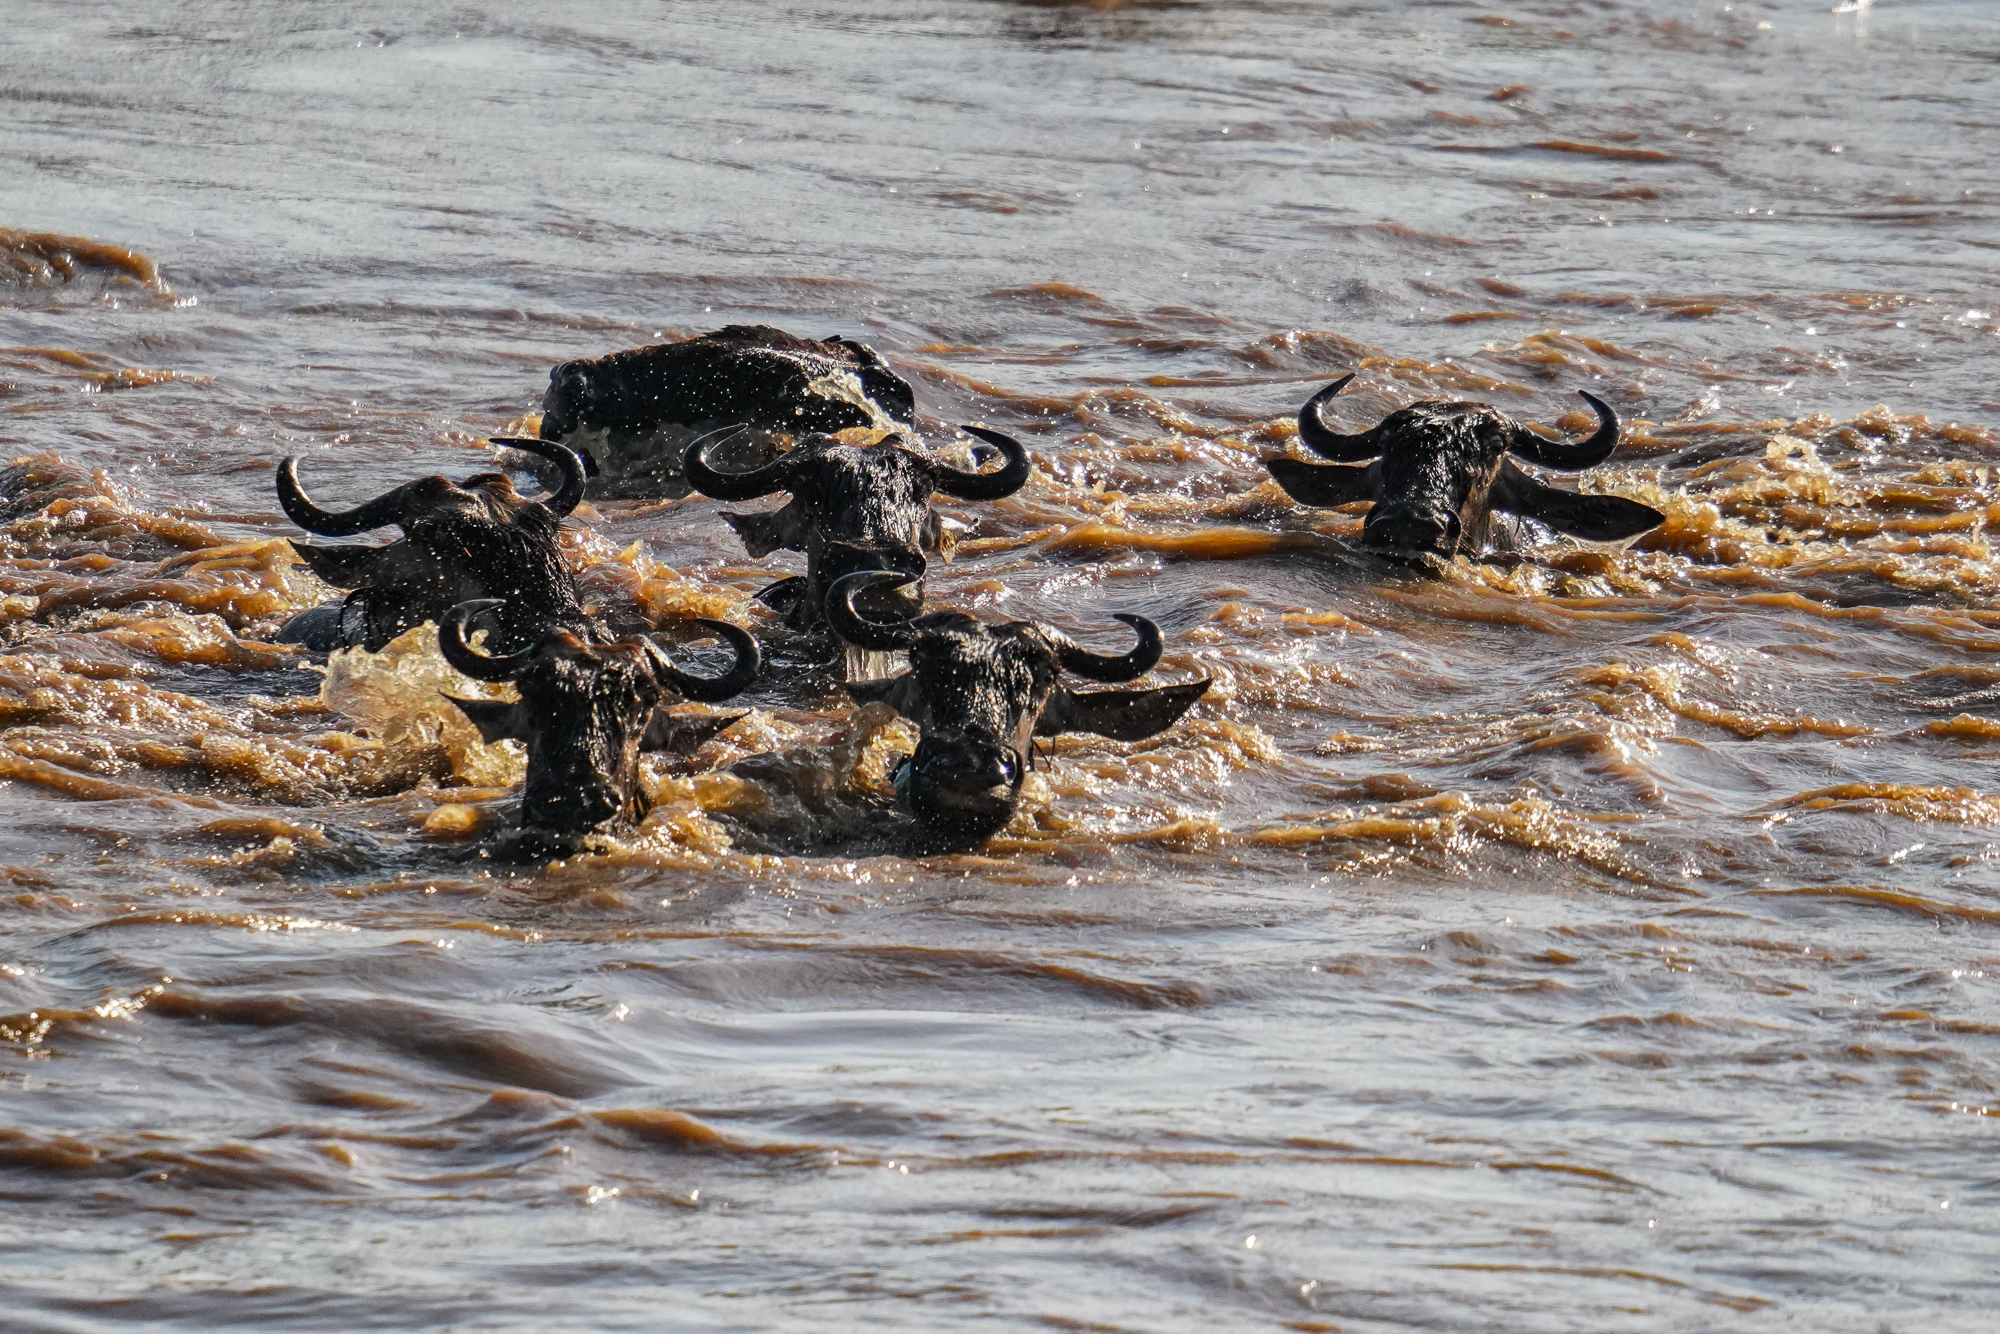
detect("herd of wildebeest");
top-left (262, 325), bottom-right (1666, 857)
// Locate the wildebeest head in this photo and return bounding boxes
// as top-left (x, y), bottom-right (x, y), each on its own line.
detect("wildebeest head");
top-left (1264, 375), bottom-right (1665, 561)
top-left (826, 571), bottom-right (1210, 848)
top-left (438, 598), bottom-right (761, 842)
top-left (683, 427), bottom-right (1031, 639)
top-left (277, 437), bottom-right (587, 653)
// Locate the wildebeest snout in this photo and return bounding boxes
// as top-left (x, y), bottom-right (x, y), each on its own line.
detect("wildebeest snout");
top-left (897, 733), bottom-right (1025, 842)
top-left (538, 363), bottom-right (597, 444)
top-left (1360, 502), bottom-right (1462, 558)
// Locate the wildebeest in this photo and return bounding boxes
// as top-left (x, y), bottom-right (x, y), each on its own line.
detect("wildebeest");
top-left (684, 426), bottom-right (1030, 645)
top-left (438, 598), bottom-right (760, 848)
top-left (274, 437), bottom-right (588, 654)
top-left (825, 570), bottom-right (1210, 850)
top-left (1263, 375), bottom-right (1665, 560)
top-left (528, 325), bottom-right (919, 498)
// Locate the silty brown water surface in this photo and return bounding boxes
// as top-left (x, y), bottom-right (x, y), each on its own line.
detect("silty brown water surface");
top-left (2, 2), bottom-right (1999, 1329)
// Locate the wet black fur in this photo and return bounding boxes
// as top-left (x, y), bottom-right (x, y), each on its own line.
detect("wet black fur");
top-left (539, 325), bottom-right (917, 495)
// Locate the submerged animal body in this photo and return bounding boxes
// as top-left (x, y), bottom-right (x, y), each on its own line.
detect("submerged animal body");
top-left (1264, 375), bottom-right (1665, 561)
top-left (684, 427), bottom-right (1031, 645)
top-left (439, 599), bottom-right (760, 846)
top-left (533, 325), bottom-right (919, 499)
top-left (275, 437), bottom-right (589, 654)
top-left (826, 571), bottom-right (1210, 849)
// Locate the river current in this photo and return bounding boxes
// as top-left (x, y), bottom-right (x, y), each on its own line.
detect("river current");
top-left (3, 2), bottom-right (1999, 1330)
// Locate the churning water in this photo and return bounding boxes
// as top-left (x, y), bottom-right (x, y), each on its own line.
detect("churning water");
top-left (3, 2), bottom-right (1999, 1330)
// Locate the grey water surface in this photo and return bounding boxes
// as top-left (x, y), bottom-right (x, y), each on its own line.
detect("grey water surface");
top-left (3, 2), bottom-right (1999, 1330)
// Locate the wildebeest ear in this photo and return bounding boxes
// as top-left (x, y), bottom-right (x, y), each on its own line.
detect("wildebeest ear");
top-left (289, 539), bottom-right (385, 589)
top-left (274, 603), bottom-right (345, 652)
top-left (444, 695), bottom-right (527, 745)
top-left (842, 673), bottom-right (923, 721)
top-left (722, 503), bottom-right (806, 558)
top-left (1491, 460), bottom-right (1665, 542)
top-left (1035, 680), bottom-right (1211, 741)
top-left (642, 710), bottom-right (743, 755)
top-left (1264, 457), bottom-right (1376, 508)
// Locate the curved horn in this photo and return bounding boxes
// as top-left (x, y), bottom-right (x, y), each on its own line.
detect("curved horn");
top-left (930, 426), bottom-right (1031, 502)
top-left (438, 600), bottom-right (535, 682)
top-left (825, 571), bottom-right (923, 652)
top-left (1507, 390), bottom-right (1621, 471)
top-left (489, 436), bottom-right (586, 516)
top-left (276, 458), bottom-right (421, 537)
top-left (649, 620), bottom-right (762, 703)
top-left (1044, 612), bottom-right (1162, 684)
top-left (1296, 374), bottom-right (1384, 462)
top-left (682, 431), bottom-right (799, 502)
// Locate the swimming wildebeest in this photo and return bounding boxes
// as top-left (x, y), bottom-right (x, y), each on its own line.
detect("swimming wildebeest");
top-left (531, 325), bottom-right (919, 498)
top-left (825, 571), bottom-right (1210, 850)
top-left (438, 598), bottom-right (760, 849)
top-left (1263, 375), bottom-right (1665, 560)
top-left (683, 426), bottom-right (1031, 647)
top-left (274, 437), bottom-right (588, 654)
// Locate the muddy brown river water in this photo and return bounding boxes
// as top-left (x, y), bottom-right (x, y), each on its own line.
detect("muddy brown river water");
top-left (3, 2), bottom-right (1999, 1330)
